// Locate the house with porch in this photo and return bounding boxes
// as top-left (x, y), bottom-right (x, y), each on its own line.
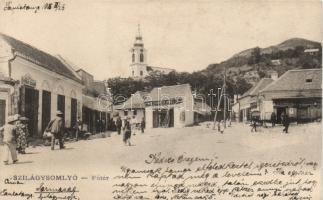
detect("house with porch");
top-left (114, 91), bottom-right (148, 122)
top-left (259, 68), bottom-right (322, 123)
top-left (0, 33), bottom-right (83, 138)
top-left (144, 84), bottom-right (195, 128)
top-left (235, 77), bottom-right (275, 122)
top-left (72, 67), bottom-right (111, 134)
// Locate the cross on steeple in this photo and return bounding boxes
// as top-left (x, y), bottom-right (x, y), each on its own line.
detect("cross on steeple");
top-left (137, 24), bottom-right (141, 37)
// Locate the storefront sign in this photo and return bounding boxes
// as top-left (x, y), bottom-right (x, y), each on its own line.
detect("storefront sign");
top-left (21, 74), bottom-right (36, 88)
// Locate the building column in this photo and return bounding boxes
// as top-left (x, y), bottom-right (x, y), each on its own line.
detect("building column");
top-left (37, 90), bottom-right (43, 136)
top-left (65, 97), bottom-right (71, 128)
top-left (146, 108), bottom-right (153, 129)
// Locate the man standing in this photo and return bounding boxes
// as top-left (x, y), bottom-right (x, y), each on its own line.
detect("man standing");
top-left (251, 117), bottom-right (257, 132)
top-left (47, 111), bottom-right (65, 150)
top-left (75, 117), bottom-right (82, 141)
top-left (140, 117), bottom-right (145, 133)
top-left (116, 116), bottom-right (122, 135)
top-left (271, 112), bottom-right (276, 127)
top-left (282, 113), bottom-right (290, 134)
top-left (0, 115), bottom-right (19, 165)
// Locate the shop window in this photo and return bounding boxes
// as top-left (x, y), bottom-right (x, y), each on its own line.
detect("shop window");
top-left (0, 99), bottom-right (6, 127)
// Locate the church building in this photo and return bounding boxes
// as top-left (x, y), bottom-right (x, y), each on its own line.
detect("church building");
top-left (130, 25), bottom-right (174, 79)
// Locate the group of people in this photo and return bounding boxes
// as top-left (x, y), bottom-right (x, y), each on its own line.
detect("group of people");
top-left (1, 109), bottom-right (148, 165)
top-left (0, 114), bottom-right (29, 165)
top-left (250, 112), bottom-right (290, 133)
top-left (115, 116), bottom-right (145, 146)
top-left (0, 110), bottom-right (67, 165)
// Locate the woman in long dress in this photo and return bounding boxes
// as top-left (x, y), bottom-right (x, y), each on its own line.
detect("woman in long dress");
top-left (123, 117), bottom-right (132, 146)
top-left (16, 116), bottom-right (29, 154)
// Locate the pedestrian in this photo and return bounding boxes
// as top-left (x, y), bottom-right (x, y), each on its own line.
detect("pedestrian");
top-left (16, 116), bottom-right (29, 154)
top-left (131, 116), bottom-right (138, 136)
top-left (46, 111), bottom-right (65, 150)
top-left (96, 119), bottom-right (101, 133)
top-left (123, 117), bottom-right (132, 146)
top-left (0, 115), bottom-right (19, 165)
top-left (74, 117), bottom-right (82, 141)
top-left (140, 117), bottom-right (145, 133)
top-left (282, 113), bottom-right (290, 134)
top-left (271, 112), bottom-right (276, 127)
top-left (219, 120), bottom-right (225, 134)
top-left (116, 116), bottom-right (122, 135)
top-left (251, 117), bottom-right (257, 132)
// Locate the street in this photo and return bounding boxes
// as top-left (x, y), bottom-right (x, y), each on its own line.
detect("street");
top-left (1, 122), bottom-right (321, 172)
top-left (0, 122), bottom-right (321, 199)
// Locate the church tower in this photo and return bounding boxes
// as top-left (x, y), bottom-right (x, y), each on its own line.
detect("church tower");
top-left (130, 24), bottom-right (148, 78)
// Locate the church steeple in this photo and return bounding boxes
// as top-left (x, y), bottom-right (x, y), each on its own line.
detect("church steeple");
top-left (130, 24), bottom-right (147, 77)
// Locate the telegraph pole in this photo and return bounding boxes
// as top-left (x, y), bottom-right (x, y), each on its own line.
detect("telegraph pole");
top-left (213, 86), bottom-right (223, 130)
top-left (223, 66), bottom-right (227, 128)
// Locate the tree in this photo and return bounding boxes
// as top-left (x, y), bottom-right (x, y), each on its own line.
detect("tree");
top-left (234, 77), bottom-right (252, 95)
top-left (248, 47), bottom-right (261, 65)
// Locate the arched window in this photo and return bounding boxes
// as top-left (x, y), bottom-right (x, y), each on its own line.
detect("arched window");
top-left (140, 53), bottom-right (144, 62)
top-left (132, 53), bottom-right (135, 62)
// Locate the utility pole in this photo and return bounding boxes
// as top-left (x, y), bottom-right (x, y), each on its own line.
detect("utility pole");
top-left (223, 66), bottom-right (227, 128)
top-left (104, 80), bottom-right (113, 113)
top-left (213, 86), bottom-right (224, 130)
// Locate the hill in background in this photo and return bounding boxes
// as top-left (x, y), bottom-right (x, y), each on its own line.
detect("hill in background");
top-left (106, 37), bottom-right (322, 104)
top-left (202, 38), bottom-right (322, 85)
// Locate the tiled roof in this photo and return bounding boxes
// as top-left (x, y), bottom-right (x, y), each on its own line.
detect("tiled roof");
top-left (194, 101), bottom-right (212, 115)
top-left (147, 84), bottom-right (191, 102)
top-left (116, 91), bottom-right (148, 109)
top-left (146, 65), bottom-right (175, 72)
top-left (0, 33), bottom-right (81, 83)
top-left (92, 81), bottom-right (106, 95)
top-left (240, 78), bottom-right (273, 98)
top-left (260, 69), bottom-right (322, 93)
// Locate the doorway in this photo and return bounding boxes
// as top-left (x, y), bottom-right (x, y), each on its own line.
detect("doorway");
top-left (153, 108), bottom-right (174, 128)
top-left (71, 98), bottom-right (77, 129)
top-left (0, 99), bottom-right (5, 127)
top-left (20, 86), bottom-right (39, 137)
top-left (57, 94), bottom-right (65, 117)
top-left (42, 90), bottom-right (51, 133)
top-left (276, 107), bottom-right (286, 124)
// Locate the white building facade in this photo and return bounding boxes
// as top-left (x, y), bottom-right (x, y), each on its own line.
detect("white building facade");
top-left (0, 33), bottom-right (83, 138)
top-left (144, 84), bottom-right (194, 128)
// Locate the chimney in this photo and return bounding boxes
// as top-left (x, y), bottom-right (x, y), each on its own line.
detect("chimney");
top-left (270, 71), bottom-right (278, 81)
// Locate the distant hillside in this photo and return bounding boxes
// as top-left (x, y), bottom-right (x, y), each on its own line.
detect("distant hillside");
top-left (202, 38), bottom-right (322, 85)
top-left (106, 38), bottom-right (322, 104)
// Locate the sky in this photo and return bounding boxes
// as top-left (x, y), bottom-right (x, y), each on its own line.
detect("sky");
top-left (0, 0), bottom-right (322, 80)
